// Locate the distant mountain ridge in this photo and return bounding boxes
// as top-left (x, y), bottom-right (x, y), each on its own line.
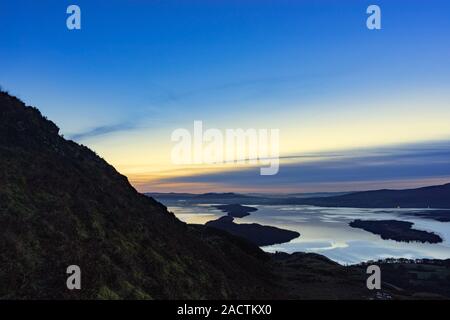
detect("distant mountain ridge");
top-left (150, 183), bottom-right (450, 209)
top-left (289, 183), bottom-right (450, 208)
top-left (146, 192), bottom-right (258, 201)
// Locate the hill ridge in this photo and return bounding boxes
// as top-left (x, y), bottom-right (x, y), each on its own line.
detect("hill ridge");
top-left (0, 90), bottom-right (277, 299)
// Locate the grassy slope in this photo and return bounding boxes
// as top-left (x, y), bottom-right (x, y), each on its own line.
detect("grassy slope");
top-left (0, 91), bottom-right (278, 299)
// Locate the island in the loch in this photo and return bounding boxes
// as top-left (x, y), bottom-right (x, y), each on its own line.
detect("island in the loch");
top-left (213, 203), bottom-right (258, 218)
top-left (349, 219), bottom-right (443, 243)
top-left (206, 216), bottom-right (300, 246)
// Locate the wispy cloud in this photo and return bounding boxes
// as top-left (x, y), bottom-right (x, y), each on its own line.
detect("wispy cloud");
top-left (135, 140), bottom-right (450, 193)
top-left (67, 72), bottom-right (329, 142)
top-left (69, 122), bottom-right (137, 141)
top-left (143, 71), bottom-right (339, 109)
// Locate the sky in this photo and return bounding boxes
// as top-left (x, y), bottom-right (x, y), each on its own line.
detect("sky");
top-left (1, 0), bottom-right (450, 193)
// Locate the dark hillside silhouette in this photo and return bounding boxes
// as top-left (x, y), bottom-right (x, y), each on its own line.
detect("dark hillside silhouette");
top-left (0, 90), bottom-right (277, 299)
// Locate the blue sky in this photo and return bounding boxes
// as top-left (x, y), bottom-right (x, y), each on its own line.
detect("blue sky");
top-left (1, 0), bottom-right (450, 192)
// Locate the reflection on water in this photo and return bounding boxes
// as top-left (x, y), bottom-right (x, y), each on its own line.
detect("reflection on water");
top-left (168, 204), bottom-right (224, 225)
top-left (168, 204), bottom-right (450, 265)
